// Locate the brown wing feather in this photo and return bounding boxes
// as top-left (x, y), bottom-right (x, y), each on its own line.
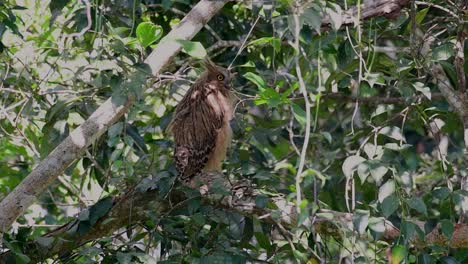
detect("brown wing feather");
top-left (171, 82), bottom-right (224, 181)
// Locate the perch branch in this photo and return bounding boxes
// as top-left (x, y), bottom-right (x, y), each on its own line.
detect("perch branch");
top-left (1, 176), bottom-right (467, 262)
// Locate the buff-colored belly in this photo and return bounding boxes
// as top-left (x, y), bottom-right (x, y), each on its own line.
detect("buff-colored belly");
top-left (203, 91), bottom-right (234, 172)
top-left (204, 123), bottom-right (232, 172)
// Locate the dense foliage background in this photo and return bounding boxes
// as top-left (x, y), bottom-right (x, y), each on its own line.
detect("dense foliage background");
top-left (0, 0), bottom-right (467, 263)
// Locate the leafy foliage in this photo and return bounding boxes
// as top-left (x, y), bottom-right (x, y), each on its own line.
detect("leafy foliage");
top-left (0, 0), bottom-right (467, 263)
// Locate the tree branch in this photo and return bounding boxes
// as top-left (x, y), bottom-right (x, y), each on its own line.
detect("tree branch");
top-left (322, 0), bottom-right (410, 28)
top-left (2, 175), bottom-right (467, 262)
top-left (320, 92), bottom-right (445, 105)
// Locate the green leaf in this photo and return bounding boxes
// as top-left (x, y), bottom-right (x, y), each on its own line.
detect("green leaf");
top-left (297, 199), bottom-right (310, 225)
top-left (248, 37), bottom-right (281, 53)
top-left (440, 219), bottom-right (454, 239)
top-left (176, 40), bottom-right (207, 59)
top-left (357, 162), bottom-right (370, 183)
top-left (13, 252), bottom-right (31, 263)
top-left (405, 8), bottom-right (430, 32)
top-left (368, 217), bottom-right (386, 233)
top-left (291, 103), bottom-right (307, 126)
top-left (342, 155), bottom-right (366, 178)
top-left (89, 197), bottom-right (113, 225)
top-left (379, 126), bottom-right (405, 142)
top-left (379, 180), bottom-right (395, 202)
top-left (417, 253), bottom-right (433, 264)
top-left (254, 232), bottom-right (272, 250)
top-left (364, 143), bottom-right (383, 160)
top-left (432, 44), bottom-right (454, 61)
top-left (369, 164), bottom-right (388, 185)
top-left (258, 88), bottom-right (282, 107)
top-left (293, 250), bottom-right (308, 263)
top-left (303, 7), bottom-right (322, 32)
top-left (136, 22), bottom-right (163, 48)
top-left (391, 245), bottom-right (407, 264)
top-left (255, 195), bottom-right (268, 208)
top-left (337, 40), bottom-right (355, 68)
top-left (353, 210), bottom-right (369, 234)
top-left (366, 73), bottom-right (385, 88)
top-left (415, 8), bottom-right (429, 25)
top-left (439, 256), bottom-right (460, 264)
top-left (108, 122), bottom-right (123, 138)
top-left (381, 194), bottom-right (399, 218)
top-left (243, 72), bottom-right (266, 90)
top-left (407, 196), bottom-right (427, 215)
top-left (401, 220), bottom-right (424, 240)
top-left (413, 82), bottom-right (431, 99)
top-left (432, 187), bottom-right (451, 200)
top-left (116, 252), bottom-right (132, 264)
top-left (49, 0), bottom-right (71, 14)
top-left (320, 131), bottom-right (332, 144)
top-left (78, 209), bottom-right (90, 221)
top-left (35, 237), bottom-right (54, 248)
top-left (326, 4), bottom-right (343, 30)
top-left (238, 61), bottom-right (256, 68)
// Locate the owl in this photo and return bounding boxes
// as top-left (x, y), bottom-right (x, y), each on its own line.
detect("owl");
top-left (169, 60), bottom-right (234, 183)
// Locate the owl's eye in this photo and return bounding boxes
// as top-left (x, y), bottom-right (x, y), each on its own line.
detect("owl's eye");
top-left (217, 74), bottom-right (224, 81)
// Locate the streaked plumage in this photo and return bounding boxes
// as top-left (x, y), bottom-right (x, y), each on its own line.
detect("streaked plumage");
top-left (169, 60), bottom-right (234, 182)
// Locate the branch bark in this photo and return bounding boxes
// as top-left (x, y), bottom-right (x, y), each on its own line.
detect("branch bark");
top-left (432, 64), bottom-right (468, 219)
top-left (320, 92), bottom-right (445, 104)
top-left (2, 176), bottom-right (467, 263)
top-left (322, 0), bottom-right (410, 28)
top-left (0, 0), bottom-right (229, 237)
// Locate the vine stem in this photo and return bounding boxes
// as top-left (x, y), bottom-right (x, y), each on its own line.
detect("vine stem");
top-left (292, 3), bottom-right (311, 214)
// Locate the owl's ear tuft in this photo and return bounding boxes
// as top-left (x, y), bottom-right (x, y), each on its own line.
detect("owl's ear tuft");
top-left (201, 58), bottom-right (217, 73)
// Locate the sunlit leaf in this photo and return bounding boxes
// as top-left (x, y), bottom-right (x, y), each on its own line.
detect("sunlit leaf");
top-left (248, 37), bottom-right (281, 53)
top-left (303, 7), bottom-right (322, 33)
top-left (381, 194), bottom-right (399, 218)
top-left (379, 180), bottom-right (395, 202)
top-left (370, 164), bottom-right (388, 185)
top-left (176, 40), bottom-right (207, 59)
top-left (407, 196), bottom-right (427, 215)
top-left (432, 44), bottom-right (454, 61)
top-left (291, 103), bottom-right (307, 126)
top-left (413, 82), bottom-right (431, 99)
top-left (353, 210), bottom-right (369, 234)
top-left (342, 155), bottom-right (366, 178)
top-left (440, 219), bottom-right (454, 239)
top-left (391, 245), bottom-right (407, 264)
top-left (326, 4), bottom-right (343, 30)
top-left (243, 72), bottom-right (267, 90)
top-left (136, 22), bottom-right (163, 48)
top-left (368, 217), bottom-right (386, 233)
top-left (379, 126), bottom-right (406, 142)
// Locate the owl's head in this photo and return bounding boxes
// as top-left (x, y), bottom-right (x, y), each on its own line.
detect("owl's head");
top-left (202, 59), bottom-right (232, 88)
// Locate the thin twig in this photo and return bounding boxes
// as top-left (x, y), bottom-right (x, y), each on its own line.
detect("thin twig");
top-left (228, 14), bottom-right (261, 69)
top-left (292, 3), bottom-right (311, 214)
top-left (415, 1), bottom-right (458, 18)
top-left (67, 0), bottom-right (92, 39)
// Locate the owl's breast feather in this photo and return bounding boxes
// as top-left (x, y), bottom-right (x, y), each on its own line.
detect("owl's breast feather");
top-left (203, 91), bottom-right (234, 172)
